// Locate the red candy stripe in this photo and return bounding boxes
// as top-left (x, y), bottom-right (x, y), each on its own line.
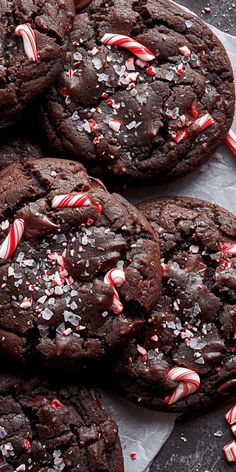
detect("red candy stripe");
top-left (104, 268), bottom-right (126, 314)
top-left (220, 242), bottom-right (236, 256)
top-left (15, 24), bottom-right (38, 62)
top-left (225, 129), bottom-right (236, 157)
top-left (101, 33), bottom-right (155, 61)
top-left (223, 441), bottom-right (236, 462)
top-left (192, 113), bottom-right (214, 132)
top-left (164, 367), bottom-right (200, 405)
top-left (0, 219), bottom-right (25, 260)
top-left (51, 193), bottom-right (102, 213)
top-left (225, 404), bottom-right (236, 425)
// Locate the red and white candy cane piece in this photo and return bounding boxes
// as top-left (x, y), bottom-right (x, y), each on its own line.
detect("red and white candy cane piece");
top-left (101, 33), bottom-right (155, 62)
top-left (15, 24), bottom-right (38, 62)
top-left (192, 113), bottom-right (214, 132)
top-left (232, 425), bottom-right (236, 436)
top-left (0, 219), bottom-right (25, 260)
top-left (225, 129), bottom-right (236, 157)
top-left (52, 193), bottom-right (92, 209)
top-left (179, 45), bottom-right (191, 57)
top-left (220, 242), bottom-right (236, 256)
top-left (104, 268), bottom-right (126, 314)
top-left (223, 441), bottom-right (236, 462)
top-left (164, 367), bottom-right (200, 405)
top-left (225, 404), bottom-right (236, 425)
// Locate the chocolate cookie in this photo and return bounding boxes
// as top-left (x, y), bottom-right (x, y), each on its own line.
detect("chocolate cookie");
top-left (0, 158), bottom-right (161, 370)
top-left (0, 136), bottom-right (43, 170)
top-left (0, 372), bottom-right (124, 471)
top-left (112, 197), bottom-right (236, 412)
top-left (40, 0), bottom-right (234, 182)
top-left (0, 0), bottom-right (75, 129)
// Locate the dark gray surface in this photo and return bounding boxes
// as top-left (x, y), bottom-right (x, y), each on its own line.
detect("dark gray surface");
top-left (151, 1), bottom-right (236, 471)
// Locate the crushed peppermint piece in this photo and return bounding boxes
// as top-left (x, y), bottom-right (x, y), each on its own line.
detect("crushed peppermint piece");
top-left (109, 120), bottom-right (123, 132)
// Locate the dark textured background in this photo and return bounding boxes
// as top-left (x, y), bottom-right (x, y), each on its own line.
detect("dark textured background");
top-left (151, 1), bottom-right (236, 471)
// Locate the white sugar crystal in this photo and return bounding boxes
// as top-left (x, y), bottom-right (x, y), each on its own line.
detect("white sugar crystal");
top-left (81, 120), bottom-right (91, 133)
top-left (97, 73), bottom-right (109, 82)
top-left (8, 267), bottom-right (15, 277)
top-left (38, 295), bottom-right (47, 304)
top-left (63, 311), bottom-right (81, 326)
top-left (189, 337), bottom-right (207, 350)
top-left (42, 308), bottom-right (54, 320)
top-left (56, 323), bottom-right (66, 334)
top-left (185, 20), bottom-right (193, 28)
top-left (38, 325), bottom-right (49, 339)
top-left (73, 52), bottom-right (82, 61)
top-left (166, 71), bottom-right (174, 81)
top-left (92, 57), bottom-right (103, 70)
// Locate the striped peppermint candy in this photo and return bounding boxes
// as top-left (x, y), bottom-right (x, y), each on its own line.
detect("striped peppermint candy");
top-left (225, 404), bottom-right (236, 425)
top-left (15, 24), bottom-right (38, 62)
top-left (220, 242), bottom-right (236, 256)
top-left (104, 268), bottom-right (126, 314)
top-left (164, 367), bottom-right (200, 405)
top-left (51, 193), bottom-right (102, 213)
top-left (0, 219), bottom-right (25, 260)
top-left (192, 113), bottom-right (214, 132)
top-left (223, 441), bottom-right (236, 462)
top-left (225, 129), bottom-right (236, 157)
top-left (101, 33), bottom-right (155, 61)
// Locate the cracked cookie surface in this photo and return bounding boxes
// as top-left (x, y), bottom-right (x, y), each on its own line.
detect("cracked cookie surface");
top-left (111, 197), bottom-right (236, 412)
top-left (0, 158), bottom-right (161, 370)
top-left (40, 0), bottom-right (234, 182)
top-left (0, 0), bottom-right (75, 129)
top-left (0, 372), bottom-right (124, 471)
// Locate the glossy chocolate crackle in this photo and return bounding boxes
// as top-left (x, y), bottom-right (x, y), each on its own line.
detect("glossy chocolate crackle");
top-left (111, 197), bottom-right (236, 412)
top-left (0, 158), bottom-right (161, 371)
top-left (0, 0), bottom-right (75, 129)
top-left (0, 372), bottom-right (124, 471)
top-left (74, 0), bottom-right (94, 12)
top-left (40, 0), bottom-right (234, 182)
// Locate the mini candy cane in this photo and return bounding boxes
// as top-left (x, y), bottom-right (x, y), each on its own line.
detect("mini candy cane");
top-left (101, 33), bottom-right (155, 61)
top-left (52, 193), bottom-right (92, 208)
top-left (15, 24), bottom-right (38, 62)
top-left (223, 441), bottom-right (236, 462)
top-left (220, 242), bottom-right (236, 256)
top-left (164, 367), bottom-right (200, 405)
top-left (232, 425), bottom-right (236, 436)
top-left (0, 219), bottom-right (25, 260)
top-left (104, 268), bottom-right (126, 314)
top-left (51, 193), bottom-right (102, 213)
top-left (225, 404), bottom-right (236, 425)
top-left (192, 113), bottom-right (214, 132)
top-left (225, 129), bottom-right (236, 157)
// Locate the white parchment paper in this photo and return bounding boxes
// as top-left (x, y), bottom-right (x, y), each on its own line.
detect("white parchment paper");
top-left (102, 14), bottom-right (236, 472)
